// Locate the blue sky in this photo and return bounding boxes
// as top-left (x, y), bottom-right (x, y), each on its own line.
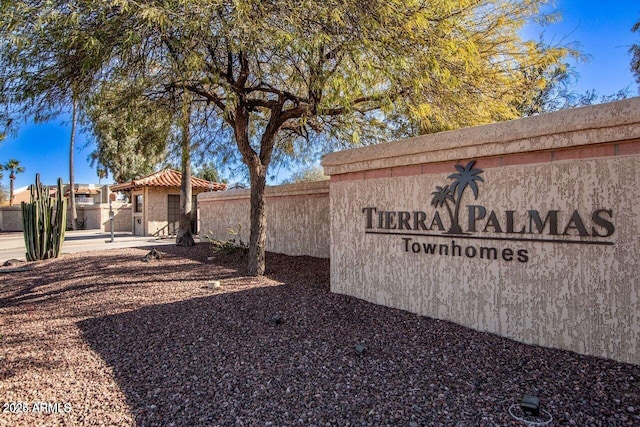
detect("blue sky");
top-left (1, 0), bottom-right (639, 190)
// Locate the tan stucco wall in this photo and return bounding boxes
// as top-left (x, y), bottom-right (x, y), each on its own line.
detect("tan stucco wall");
top-left (1, 204), bottom-right (132, 232)
top-left (81, 205), bottom-right (103, 230)
top-left (323, 97), bottom-right (640, 364)
top-left (82, 203), bottom-right (132, 232)
top-left (198, 181), bottom-right (330, 258)
top-left (0, 206), bottom-right (23, 231)
top-left (135, 187), bottom-right (212, 236)
top-left (145, 187), bottom-right (174, 236)
top-left (109, 204), bottom-right (132, 232)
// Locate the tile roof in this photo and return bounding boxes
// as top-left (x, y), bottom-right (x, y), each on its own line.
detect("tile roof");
top-left (64, 187), bottom-right (100, 196)
top-left (110, 169), bottom-right (227, 192)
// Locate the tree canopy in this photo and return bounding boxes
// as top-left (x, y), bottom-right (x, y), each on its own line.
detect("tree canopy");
top-left (516, 59), bottom-right (629, 116)
top-left (86, 82), bottom-right (173, 183)
top-left (284, 165), bottom-right (328, 184)
top-left (194, 161), bottom-right (226, 184)
top-left (1, 0), bottom-right (571, 274)
top-left (632, 19), bottom-right (640, 89)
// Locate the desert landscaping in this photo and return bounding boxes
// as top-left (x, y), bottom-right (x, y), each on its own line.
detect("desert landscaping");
top-left (1, 244), bottom-right (639, 426)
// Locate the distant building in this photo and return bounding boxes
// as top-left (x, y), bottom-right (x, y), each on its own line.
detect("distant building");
top-left (227, 182), bottom-right (248, 190)
top-left (110, 169), bottom-right (226, 237)
top-left (8, 183), bottom-right (111, 206)
top-left (64, 184), bottom-right (108, 205)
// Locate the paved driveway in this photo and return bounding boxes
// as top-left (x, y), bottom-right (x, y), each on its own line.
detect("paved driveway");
top-left (0, 230), bottom-right (178, 263)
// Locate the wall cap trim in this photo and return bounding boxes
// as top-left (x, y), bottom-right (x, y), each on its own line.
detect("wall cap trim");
top-left (198, 179), bottom-right (329, 202)
top-left (322, 97), bottom-right (640, 176)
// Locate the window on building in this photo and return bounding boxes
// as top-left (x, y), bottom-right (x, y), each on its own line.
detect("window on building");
top-left (134, 194), bottom-right (143, 213)
top-left (75, 195), bottom-right (92, 204)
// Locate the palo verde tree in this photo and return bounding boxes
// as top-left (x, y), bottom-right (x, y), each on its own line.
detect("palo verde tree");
top-left (515, 51), bottom-right (629, 116)
top-left (631, 19), bottom-right (640, 89)
top-left (143, 0), bottom-right (568, 275)
top-left (2, 0), bottom-right (570, 275)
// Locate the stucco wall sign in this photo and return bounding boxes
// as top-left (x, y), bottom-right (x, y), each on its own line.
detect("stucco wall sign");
top-left (362, 161), bottom-right (615, 263)
top-left (323, 98), bottom-right (640, 364)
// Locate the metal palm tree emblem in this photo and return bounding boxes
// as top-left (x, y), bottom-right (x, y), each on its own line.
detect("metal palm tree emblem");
top-left (431, 184), bottom-right (455, 224)
top-left (431, 160), bottom-right (484, 234)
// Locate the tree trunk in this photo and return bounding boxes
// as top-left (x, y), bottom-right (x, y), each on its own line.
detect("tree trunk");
top-left (9, 173), bottom-right (15, 206)
top-left (232, 98), bottom-right (281, 276)
top-left (247, 165), bottom-right (267, 276)
top-left (69, 99), bottom-right (78, 230)
top-left (176, 99), bottom-right (194, 247)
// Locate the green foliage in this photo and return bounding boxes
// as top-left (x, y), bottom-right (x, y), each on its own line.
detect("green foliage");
top-left (96, 167), bottom-right (108, 183)
top-left (21, 174), bottom-right (67, 261)
top-left (85, 82), bottom-right (173, 183)
top-left (68, 216), bottom-right (87, 231)
top-left (194, 162), bottom-right (226, 184)
top-left (283, 165), bottom-right (328, 184)
top-left (0, 0), bottom-right (116, 124)
top-left (203, 225), bottom-right (249, 256)
top-left (0, 164), bottom-right (5, 203)
top-left (516, 57), bottom-right (629, 116)
top-left (1, 0), bottom-right (573, 274)
top-left (2, 0), bottom-right (571, 146)
top-left (631, 20), bottom-right (640, 89)
top-left (2, 158), bottom-right (25, 205)
top-left (2, 158), bottom-right (24, 177)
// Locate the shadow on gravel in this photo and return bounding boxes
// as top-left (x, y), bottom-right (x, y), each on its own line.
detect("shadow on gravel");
top-left (9, 243), bottom-right (635, 425)
top-left (0, 247), bottom-right (215, 308)
top-left (0, 243), bottom-right (220, 308)
top-left (77, 278), bottom-right (640, 426)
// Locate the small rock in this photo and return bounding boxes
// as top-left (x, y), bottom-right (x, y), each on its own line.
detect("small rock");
top-left (628, 406), bottom-right (635, 413)
top-left (142, 248), bottom-right (162, 262)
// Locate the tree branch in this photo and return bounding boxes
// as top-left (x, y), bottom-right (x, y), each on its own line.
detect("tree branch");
top-left (235, 50), bottom-right (249, 90)
top-left (244, 85), bottom-right (302, 103)
top-left (169, 82), bottom-right (230, 123)
top-left (259, 94), bottom-right (287, 165)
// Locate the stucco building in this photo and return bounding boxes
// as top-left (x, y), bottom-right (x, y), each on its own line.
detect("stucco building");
top-left (111, 169), bottom-right (226, 237)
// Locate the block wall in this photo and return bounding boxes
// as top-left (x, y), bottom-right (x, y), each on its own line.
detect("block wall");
top-left (198, 181), bottom-right (330, 258)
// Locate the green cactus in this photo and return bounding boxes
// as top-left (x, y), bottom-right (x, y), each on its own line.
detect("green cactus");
top-left (21, 174), bottom-right (67, 261)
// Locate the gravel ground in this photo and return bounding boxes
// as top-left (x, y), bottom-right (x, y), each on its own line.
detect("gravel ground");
top-left (1, 243), bottom-right (639, 426)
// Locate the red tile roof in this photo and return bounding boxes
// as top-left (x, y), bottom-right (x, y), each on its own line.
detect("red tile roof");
top-left (64, 187), bottom-right (100, 196)
top-left (110, 169), bottom-right (226, 192)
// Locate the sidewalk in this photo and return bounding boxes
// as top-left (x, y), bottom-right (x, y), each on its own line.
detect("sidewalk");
top-left (0, 230), bottom-right (179, 263)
